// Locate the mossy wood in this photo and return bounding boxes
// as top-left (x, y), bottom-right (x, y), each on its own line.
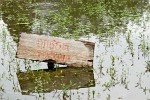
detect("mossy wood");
top-left (16, 33), bottom-right (95, 67)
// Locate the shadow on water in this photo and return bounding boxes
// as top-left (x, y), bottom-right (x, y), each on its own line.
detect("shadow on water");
top-left (17, 67), bottom-right (95, 95)
top-left (0, 0), bottom-right (150, 100)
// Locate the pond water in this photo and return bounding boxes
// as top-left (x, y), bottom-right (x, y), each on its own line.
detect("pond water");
top-left (0, 0), bottom-right (150, 100)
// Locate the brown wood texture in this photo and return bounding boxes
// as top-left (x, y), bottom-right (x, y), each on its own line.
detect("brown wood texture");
top-left (16, 33), bottom-right (95, 67)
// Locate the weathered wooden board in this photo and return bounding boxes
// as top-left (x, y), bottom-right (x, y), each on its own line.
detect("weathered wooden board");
top-left (16, 33), bottom-right (95, 67)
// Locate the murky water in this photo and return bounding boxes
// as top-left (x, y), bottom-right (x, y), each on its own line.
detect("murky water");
top-left (0, 0), bottom-right (150, 100)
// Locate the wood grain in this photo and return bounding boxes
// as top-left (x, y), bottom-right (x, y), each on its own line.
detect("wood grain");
top-left (16, 33), bottom-right (95, 67)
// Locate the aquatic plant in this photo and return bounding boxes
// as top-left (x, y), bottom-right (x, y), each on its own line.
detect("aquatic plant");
top-left (0, 0), bottom-right (150, 100)
top-left (145, 61), bottom-right (150, 72)
top-left (1, 0), bottom-right (149, 40)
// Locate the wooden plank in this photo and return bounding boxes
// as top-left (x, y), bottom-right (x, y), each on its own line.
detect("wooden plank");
top-left (16, 33), bottom-right (95, 67)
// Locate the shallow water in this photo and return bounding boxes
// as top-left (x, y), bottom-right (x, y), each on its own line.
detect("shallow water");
top-left (0, 1), bottom-right (150, 100)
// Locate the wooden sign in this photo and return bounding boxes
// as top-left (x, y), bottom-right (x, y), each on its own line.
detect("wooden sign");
top-left (16, 33), bottom-right (95, 67)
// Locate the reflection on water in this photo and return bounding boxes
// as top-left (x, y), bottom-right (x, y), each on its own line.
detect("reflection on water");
top-left (17, 67), bottom-right (95, 95)
top-left (0, 18), bottom-right (49, 99)
top-left (1, 0), bottom-right (149, 40)
top-left (0, 0), bottom-right (150, 100)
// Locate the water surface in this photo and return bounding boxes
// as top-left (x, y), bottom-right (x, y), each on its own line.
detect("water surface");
top-left (0, 0), bottom-right (150, 100)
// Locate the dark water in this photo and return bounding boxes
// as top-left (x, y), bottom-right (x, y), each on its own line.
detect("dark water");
top-left (0, 0), bottom-right (149, 41)
top-left (0, 0), bottom-right (150, 100)
top-left (17, 67), bottom-right (95, 94)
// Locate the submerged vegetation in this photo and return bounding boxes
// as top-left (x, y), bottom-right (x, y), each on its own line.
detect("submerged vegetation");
top-left (17, 67), bottom-right (95, 94)
top-left (0, 0), bottom-right (150, 100)
top-left (1, 0), bottom-right (149, 41)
